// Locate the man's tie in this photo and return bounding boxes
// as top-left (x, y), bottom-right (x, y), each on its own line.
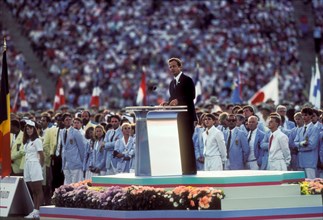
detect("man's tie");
top-left (227, 130), bottom-right (232, 159)
top-left (268, 134), bottom-right (273, 151)
top-left (64, 129), bottom-right (68, 144)
top-left (110, 130), bottom-right (116, 142)
top-left (248, 130), bottom-right (253, 143)
top-left (303, 126), bottom-right (307, 136)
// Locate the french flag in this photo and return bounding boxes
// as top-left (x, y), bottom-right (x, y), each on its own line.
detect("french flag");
top-left (53, 76), bottom-right (66, 111)
top-left (12, 75), bottom-right (28, 112)
top-left (136, 68), bottom-right (147, 106)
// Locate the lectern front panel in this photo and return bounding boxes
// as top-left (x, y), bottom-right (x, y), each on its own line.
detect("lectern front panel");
top-left (146, 112), bottom-right (182, 176)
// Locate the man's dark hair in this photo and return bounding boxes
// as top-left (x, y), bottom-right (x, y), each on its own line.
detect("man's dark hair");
top-left (301, 107), bottom-right (313, 116)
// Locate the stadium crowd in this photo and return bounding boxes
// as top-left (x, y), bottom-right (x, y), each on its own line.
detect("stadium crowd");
top-left (9, 102), bottom-right (323, 217)
top-left (3, 0), bottom-right (320, 111)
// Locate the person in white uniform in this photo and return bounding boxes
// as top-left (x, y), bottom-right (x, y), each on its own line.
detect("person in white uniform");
top-left (267, 114), bottom-right (291, 171)
top-left (202, 113), bottom-right (227, 171)
top-left (23, 120), bottom-right (44, 219)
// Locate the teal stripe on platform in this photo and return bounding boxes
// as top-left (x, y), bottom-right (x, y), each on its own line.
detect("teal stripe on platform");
top-left (92, 171), bottom-right (305, 187)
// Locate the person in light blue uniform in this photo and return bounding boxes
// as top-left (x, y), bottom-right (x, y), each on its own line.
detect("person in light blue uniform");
top-left (193, 114), bottom-right (206, 171)
top-left (312, 109), bottom-right (322, 131)
top-left (246, 116), bottom-right (265, 170)
top-left (114, 123), bottom-right (135, 173)
top-left (104, 115), bottom-right (123, 175)
top-left (260, 130), bottom-right (271, 170)
top-left (288, 112), bottom-right (304, 171)
top-left (224, 114), bottom-right (249, 170)
top-left (83, 127), bottom-right (95, 180)
top-left (276, 105), bottom-right (295, 131)
top-left (242, 105), bottom-right (266, 132)
top-left (319, 130), bottom-right (323, 178)
top-left (294, 108), bottom-right (320, 179)
top-left (61, 113), bottom-right (86, 184)
top-left (90, 125), bottom-right (107, 176)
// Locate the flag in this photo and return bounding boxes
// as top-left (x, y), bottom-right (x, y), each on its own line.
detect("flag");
top-left (136, 70), bottom-right (147, 106)
top-left (231, 66), bottom-right (242, 104)
top-left (89, 69), bottom-right (101, 108)
top-left (249, 72), bottom-right (279, 105)
top-left (309, 58), bottom-right (321, 108)
top-left (53, 76), bottom-right (65, 111)
top-left (194, 64), bottom-right (202, 105)
top-left (12, 73), bottom-right (29, 112)
top-left (0, 39), bottom-right (11, 177)
top-left (309, 67), bottom-right (315, 105)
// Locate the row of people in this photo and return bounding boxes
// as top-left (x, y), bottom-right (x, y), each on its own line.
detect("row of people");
top-left (194, 106), bottom-right (323, 180)
top-left (10, 110), bottom-right (136, 218)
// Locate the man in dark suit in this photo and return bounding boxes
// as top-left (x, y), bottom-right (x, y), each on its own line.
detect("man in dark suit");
top-left (166, 57), bottom-right (197, 175)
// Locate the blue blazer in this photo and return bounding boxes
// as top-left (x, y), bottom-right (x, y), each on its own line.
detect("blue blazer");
top-left (193, 126), bottom-right (204, 159)
top-left (288, 126), bottom-right (302, 153)
top-left (294, 123), bottom-right (319, 168)
top-left (260, 130), bottom-right (271, 170)
top-left (104, 127), bottom-right (123, 170)
top-left (91, 139), bottom-right (107, 171)
top-left (83, 140), bottom-right (94, 171)
top-left (284, 120), bottom-right (296, 131)
top-left (319, 131), bottom-right (323, 167)
top-left (251, 129), bottom-right (265, 166)
top-left (61, 127), bottom-right (86, 170)
top-left (193, 126), bottom-right (205, 170)
top-left (226, 128), bottom-right (250, 170)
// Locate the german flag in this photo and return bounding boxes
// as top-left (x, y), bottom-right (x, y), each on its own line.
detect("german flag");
top-left (0, 38), bottom-right (11, 177)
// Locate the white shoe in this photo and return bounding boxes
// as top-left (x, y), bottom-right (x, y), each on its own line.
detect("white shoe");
top-left (24, 210), bottom-right (39, 219)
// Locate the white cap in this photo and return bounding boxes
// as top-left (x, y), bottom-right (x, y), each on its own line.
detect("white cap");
top-left (25, 120), bottom-right (36, 127)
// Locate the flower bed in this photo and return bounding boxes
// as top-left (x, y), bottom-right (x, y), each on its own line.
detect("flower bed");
top-left (52, 180), bottom-right (225, 210)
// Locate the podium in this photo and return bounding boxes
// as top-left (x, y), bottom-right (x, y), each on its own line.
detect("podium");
top-left (125, 106), bottom-right (187, 176)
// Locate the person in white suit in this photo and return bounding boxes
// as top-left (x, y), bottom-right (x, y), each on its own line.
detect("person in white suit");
top-left (267, 114), bottom-right (291, 171)
top-left (202, 113), bottom-right (227, 171)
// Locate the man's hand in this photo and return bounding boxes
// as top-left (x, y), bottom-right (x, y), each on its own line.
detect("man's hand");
top-left (159, 101), bottom-right (168, 106)
top-left (169, 99), bottom-right (178, 106)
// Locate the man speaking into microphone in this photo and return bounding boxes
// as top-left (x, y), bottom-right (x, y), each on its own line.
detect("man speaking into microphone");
top-left (162, 57), bottom-right (197, 175)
